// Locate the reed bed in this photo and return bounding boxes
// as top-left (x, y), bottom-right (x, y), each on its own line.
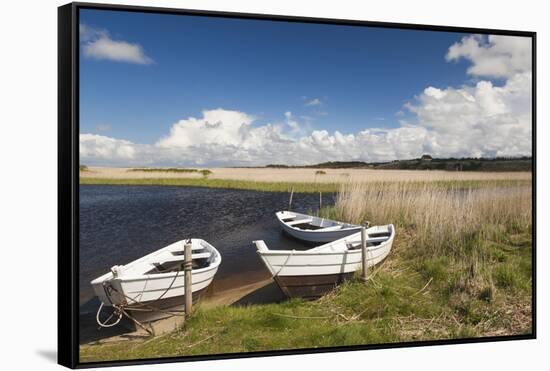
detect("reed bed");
top-left (323, 181), bottom-right (532, 303)
top-left (127, 167), bottom-right (204, 174)
top-left (331, 181), bottom-right (531, 255)
top-left (81, 166), bottom-right (531, 184)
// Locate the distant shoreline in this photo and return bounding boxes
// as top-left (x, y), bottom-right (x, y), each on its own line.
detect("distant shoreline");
top-left (258, 157), bottom-right (533, 172)
top-left (80, 167), bottom-right (532, 193)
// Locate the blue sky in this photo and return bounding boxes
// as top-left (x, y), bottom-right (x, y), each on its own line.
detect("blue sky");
top-left (79, 9), bottom-right (532, 166)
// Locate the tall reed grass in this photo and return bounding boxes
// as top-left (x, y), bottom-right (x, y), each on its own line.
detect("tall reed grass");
top-left (324, 180), bottom-right (532, 305)
top-left (329, 181), bottom-right (532, 261)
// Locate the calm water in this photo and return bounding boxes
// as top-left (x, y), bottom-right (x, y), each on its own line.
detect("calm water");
top-left (79, 185), bottom-right (333, 312)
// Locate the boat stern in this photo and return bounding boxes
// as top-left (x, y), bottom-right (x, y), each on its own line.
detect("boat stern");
top-left (253, 240), bottom-right (269, 252)
top-left (253, 240), bottom-right (278, 275)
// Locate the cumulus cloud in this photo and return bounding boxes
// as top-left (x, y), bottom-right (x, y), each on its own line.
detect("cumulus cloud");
top-left (446, 34), bottom-right (531, 78)
top-left (80, 34), bottom-right (532, 166)
top-left (405, 71), bottom-right (532, 158)
top-left (157, 109), bottom-right (255, 148)
top-left (80, 24), bottom-right (153, 65)
top-left (80, 134), bottom-right (138, 164)
top-left (284, 111), bottom-right (303, 136)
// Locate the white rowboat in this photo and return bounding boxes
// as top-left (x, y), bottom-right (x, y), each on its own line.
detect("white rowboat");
top-left (276, 210), bottom-right (363, 243)
top-left (90, 239), bottom-right (221, 308)
top-left (254, 224), bottom-right (394, 298)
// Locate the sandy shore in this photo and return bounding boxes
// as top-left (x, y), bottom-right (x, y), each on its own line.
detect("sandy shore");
top-left (81, 166), bottom-right (531, 183)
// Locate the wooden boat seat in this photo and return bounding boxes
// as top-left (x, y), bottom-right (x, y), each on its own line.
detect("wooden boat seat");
top-left (170, 243), bottom-right (208, 255)
top-left (345, 236), bottom-right (389, 249)
top-left (155, 252), bottom-right (212, 265)
top-left (366, 236), bottom-right (389, 243)
top-left (191, 252), bottom-right (212, 260)
top-left (316, 225), bottom-right (343, 232)
top-left (287, 218), bottom-right (313, 226)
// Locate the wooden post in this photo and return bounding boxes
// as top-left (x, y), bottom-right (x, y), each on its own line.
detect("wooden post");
top-left (184, 240), bottom-right (193, 316)
top-left (319, 192), bottom-right (322, 210)
top-left (288, 187), bottom-right (294, 211)
top-left (361, 227), bottom-right (368, 282)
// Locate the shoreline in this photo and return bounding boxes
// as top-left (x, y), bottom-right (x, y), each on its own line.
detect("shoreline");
top-left (80, 176), bottom-right (531, 193)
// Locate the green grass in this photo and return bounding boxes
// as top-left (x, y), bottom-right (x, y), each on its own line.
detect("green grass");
top-left (79, 177), bottom-right (530, 194)
top-left (80, 177), bottom-right (342, 193)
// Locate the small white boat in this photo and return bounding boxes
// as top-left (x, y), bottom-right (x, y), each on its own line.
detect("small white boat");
top-left (276, 210), bottom-right (363, 243)
top-left (91, 239), bottom-right (221, 309)
top-left (254, 224), bottom-right (394, 299)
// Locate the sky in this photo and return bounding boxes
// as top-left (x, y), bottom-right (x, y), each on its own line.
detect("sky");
top-left (79, 9), bottom-right (533, 167)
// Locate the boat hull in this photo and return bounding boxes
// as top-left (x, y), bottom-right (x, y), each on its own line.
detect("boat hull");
top-left (277, 211), bottom-right (362, 243)
top-left (91, 239), bottom-right (222, 307)
top-left (125, 287), bottom-right (209, 323)
top-left (256, 224), bottom-right (395, 299)
top-left (258, 239), bottom-right (392, 276)
top-left (91, 264), bottom-right (219, 306)
top-left (279, 221), bottom-right (362, 243)
top-left (274, 272), bottom-right (354, 299)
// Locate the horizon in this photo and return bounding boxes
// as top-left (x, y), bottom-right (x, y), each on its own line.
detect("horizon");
top-left (81, 155), bottom-right (532, 169)
top-left (79, 9), bottom-right (533, 167)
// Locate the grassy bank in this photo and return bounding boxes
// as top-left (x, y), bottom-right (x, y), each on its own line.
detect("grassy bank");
top-left (80, 176), bottom-right (530, 193)
top-left (127, 168), bottom-right (213, 176)
top-left (80, 176), bottom-right (340, 193)
top-left (80, 238), bottom-right (531, 361)
top-left (80, 181), bottom-right (532, 362)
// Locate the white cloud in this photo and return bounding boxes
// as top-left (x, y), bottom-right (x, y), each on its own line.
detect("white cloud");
top-left (446, 34), bottom-right (531, 78)
top-left (79, 24), bottom-right (107, 42)
top-left (305, 98), bottom-right (322, 106)
top-left (157, 109), bottom-right (255, 148)
top-left (80, 24), bottom-right (153, 65)
top-left (80, 134), bottom-right (138, 164)
top-left (404, 71), bottom-right (532, 158)
top-left (284, 111), bottom-right (302, 135)
top-left (80, 34), bottom-right (532, 166)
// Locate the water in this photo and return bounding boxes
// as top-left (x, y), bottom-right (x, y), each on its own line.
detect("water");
top-left (79, 185), bottom-right (333, 311)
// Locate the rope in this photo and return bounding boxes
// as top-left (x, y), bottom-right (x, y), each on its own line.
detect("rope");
top-left (96, 302), bottom-right (123, 328)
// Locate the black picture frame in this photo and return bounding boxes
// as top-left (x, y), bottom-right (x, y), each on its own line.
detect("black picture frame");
top-left (58, 2), bottom-right (537, 368)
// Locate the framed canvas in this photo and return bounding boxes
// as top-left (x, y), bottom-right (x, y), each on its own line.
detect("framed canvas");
top-left (58, 2), bottom-right (536, 368)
